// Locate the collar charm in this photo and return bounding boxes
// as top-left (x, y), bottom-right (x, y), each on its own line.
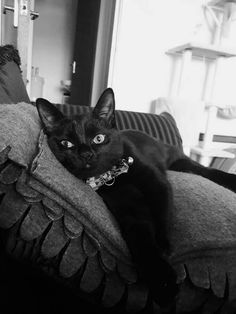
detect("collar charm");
top-left (86, 157), bottom-right (134, 191)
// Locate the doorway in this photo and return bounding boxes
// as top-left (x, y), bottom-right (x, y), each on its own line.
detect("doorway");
top-left (70, 0), bottom-right (101, 106)
top-left (1, 0), bottom-right (116, 105)
top-left (70, 0), bottom-right (116, 107)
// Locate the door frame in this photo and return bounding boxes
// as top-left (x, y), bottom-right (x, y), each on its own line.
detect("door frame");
top-left (70, 0), bottom-right (119, 106)
top-left (90, 0), bottom-right (117, 106)
top-left (70, 0), bottom-right (101, 106)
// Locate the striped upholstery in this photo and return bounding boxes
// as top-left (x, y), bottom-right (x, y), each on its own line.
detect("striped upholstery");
top-left (54, 103), bottom-right (183, 148)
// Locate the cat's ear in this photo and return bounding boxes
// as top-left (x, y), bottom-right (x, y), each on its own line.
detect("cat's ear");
top-left (36, 98), bottom-right (64, 132)
top-left (93, 88), bottom-right (116, 128)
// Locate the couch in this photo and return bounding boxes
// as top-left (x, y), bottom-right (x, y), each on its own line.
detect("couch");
top-left (0, 45), bottom-right (236, 314)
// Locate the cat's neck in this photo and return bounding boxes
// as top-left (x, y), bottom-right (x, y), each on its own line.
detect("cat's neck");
top-left (86, 156), bottom-right (134, 190)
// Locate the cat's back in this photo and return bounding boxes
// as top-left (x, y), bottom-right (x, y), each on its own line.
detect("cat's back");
top-left (120, 129), bottom-right (165, 151)
top-left (119, 129), bottom-right (167, 165)
top-left (119, 129), bottom-right (183, 169)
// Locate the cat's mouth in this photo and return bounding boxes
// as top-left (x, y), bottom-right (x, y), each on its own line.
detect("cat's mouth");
top-left (80, 154), bottom-right (123, 177)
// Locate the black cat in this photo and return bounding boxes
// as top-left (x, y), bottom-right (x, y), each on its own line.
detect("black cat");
top-left (36, 88), bottom-right (236, 308)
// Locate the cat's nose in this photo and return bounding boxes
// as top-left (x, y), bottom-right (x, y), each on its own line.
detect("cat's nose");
top-left (80, 151), bottom-right (93, 161)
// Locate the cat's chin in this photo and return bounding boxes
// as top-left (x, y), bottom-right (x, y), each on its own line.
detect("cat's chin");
top-left (67, 157), bottom-right (123, 180)
top-left (72, 166), bottom-right (102, 180)
top-left (72, 169), bottom-right (94, 180)
top-left (75, 165), bottom-right (113, 181)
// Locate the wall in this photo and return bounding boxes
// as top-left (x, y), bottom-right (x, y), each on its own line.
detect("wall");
top-left (32, 0), bottom-right (77, 103)
top-left (109, 0), bottom-right (211, 112)
top-left (109, 0), bottom-right (236, 149)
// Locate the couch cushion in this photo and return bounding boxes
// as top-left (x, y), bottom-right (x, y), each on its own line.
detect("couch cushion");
top-left (0, 45), bottom-right (30, 104)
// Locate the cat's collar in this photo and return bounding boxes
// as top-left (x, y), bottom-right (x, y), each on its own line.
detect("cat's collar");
top-left (86, 157), bottom-right (134, 191)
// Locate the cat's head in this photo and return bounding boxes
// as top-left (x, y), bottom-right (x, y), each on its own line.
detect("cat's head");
top-left (36, 88), bottom-right (123, 179)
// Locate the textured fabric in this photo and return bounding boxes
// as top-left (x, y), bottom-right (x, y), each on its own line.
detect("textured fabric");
top-left (0, 83), bottom-right (12, 103)
top-left (0, 103), bottom-right (41, 167)
top-left (54, 103), bottom-right (183, 148)
top-left (167, 171), bottom-right (236, 311)
top-left (0, 45), bottom-right (30, 104)
top-left (168, 171), bottom-right (236, 256)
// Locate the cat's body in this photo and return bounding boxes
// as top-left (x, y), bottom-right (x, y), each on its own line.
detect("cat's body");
top-left (36, 88), bottom-right (236, 308)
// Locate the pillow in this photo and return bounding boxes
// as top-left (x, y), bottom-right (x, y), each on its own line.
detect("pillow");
top-left (0, 45), bottom-right (30, 104)
top-left (0, 103), bottom-right (41, 167)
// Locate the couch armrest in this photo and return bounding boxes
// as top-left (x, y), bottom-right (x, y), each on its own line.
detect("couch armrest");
top-left (211, 148), bottom-right (236, 174)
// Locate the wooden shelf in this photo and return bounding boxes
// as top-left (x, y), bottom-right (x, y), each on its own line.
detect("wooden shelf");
top-left (167, 42), bottom-right (236, 60)
top-left (191, 146), bottom-right (235, 158)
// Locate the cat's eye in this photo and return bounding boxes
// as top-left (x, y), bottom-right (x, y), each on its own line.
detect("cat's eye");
top-left (60, 140), bottom-right (75, 149)
top-left (92, 134), bottom-right (105, 144)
